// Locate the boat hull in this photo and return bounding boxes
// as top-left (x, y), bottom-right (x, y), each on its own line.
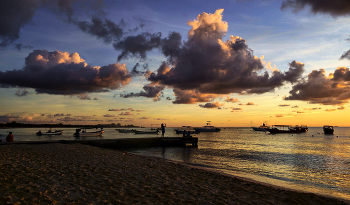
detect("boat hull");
top-left (267, 129), bottom-right (301, 134)
top-left (323, 128), bottom-right (334, 134)
top-left (174, 130), bottom-right (199, 134)
top-left (134, 131), bottom-right (159, 134)
top-left (74, 130), bottom-right (104, 137)
top-left (252, 127), bottom-right (268, 132)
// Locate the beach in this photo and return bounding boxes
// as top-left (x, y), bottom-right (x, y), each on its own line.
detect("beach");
top-left (0, 143), bottom-right (348, 205)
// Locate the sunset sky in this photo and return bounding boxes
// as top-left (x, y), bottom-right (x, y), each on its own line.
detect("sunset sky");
top-left (1, 0), bottom-right (350, 127)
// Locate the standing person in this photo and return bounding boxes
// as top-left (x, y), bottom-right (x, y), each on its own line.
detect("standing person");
top-left (6, 132), bottom-right (14, 142)
top-left (161, 123), bottom-right (166, 137)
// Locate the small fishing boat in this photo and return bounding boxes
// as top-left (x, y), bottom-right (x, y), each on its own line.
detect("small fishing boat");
top-left (174, 126), bottom-right (200, 134)
top-left (36, 129), bottom-right (63, 136)
top-left (323, 125), bottom-right (334, 134)
top-left (194, 121), bottom-right (221, 132)
top-left (267, 125), bottom-right (303, 134)
top-left (252, 123), bottom-right (268, 132)
top-left (116, 129), bottom-right (136, 133)
top-left (74, 128), bottom-right (104, 137)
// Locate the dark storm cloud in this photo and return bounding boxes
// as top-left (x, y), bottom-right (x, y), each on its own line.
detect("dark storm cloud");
top-left (0, 0), bottom-right (88, 48)
top-left (119, 84), bottom-right (165, 101)
top-left (281, 0), bottom-right (350, 16)
top-left (340, 49), bottom-right (350, 60)
top-left (74, 17), bottom-right (124, 44)
top-left (285, 67), bottom-right (350, 105)
top-left (15, 89), bottom-right (29, 97)
top-left (145, 10), bottom-right (304, 104)
top-left (0, 50), bottom-right (132, 95)
top-left (114, 32), bottom-right (162, 61)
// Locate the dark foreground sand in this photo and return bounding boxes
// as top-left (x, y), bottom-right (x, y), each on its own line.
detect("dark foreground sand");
top-left (0, 143), bottom-right (349, 205)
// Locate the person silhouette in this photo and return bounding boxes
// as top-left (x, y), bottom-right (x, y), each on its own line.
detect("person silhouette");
top-left (6, 132), bottom-right (14, 142)
top-left (161, 123), bottom-right (166, 137)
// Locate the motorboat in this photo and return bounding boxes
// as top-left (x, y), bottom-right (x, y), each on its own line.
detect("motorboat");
top-left (36, 129), bottom-right (63, 136)
top-left (290, 125), bottom-right (308, 132)
top-left (134, 130), bottom-right (159, 134)
top-left (193, 121), bottom-right (221, 132)
top-left (323, 125), bottom-right (334, 134)
top-left (252, 123), bottom-right (268, 132)
top-left (74, 128), bottom-right (104, 137)
top-left (267, 125), bottom-right (303, 134)
top-left (116, 129), bottom-right (136, 133)
top-left (174, 126), bottom-right (199, 134)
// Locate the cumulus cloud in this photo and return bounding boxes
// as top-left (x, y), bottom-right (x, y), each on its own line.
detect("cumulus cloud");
top-left (145, 10), bottom-right (304, 104)
top-left (0, 50), bottom-right (132, 95)
top-left (281, 0), bottom-right (350, 16)
top-left (103, 114), bottom-right (115, 117)
top-left (118, 112), bottom-right (133, 115)
top-left (120, 84), bottom-right (164, 101)
top-left (231, 108), bottom-right (243, 112)
top-left (172, 89), bottom-right (218, 104)
top-left (198, 101), bottom-right (224, 109)
top-left (285, 67), bottom-right (350, 105)
top-left (246, 102), bottom-right (255, 105)
top-left (224, 97), bottom-right (239, 103)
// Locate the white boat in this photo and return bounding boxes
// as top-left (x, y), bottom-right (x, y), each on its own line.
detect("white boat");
top-left (252, 123), bottom-right (268, 132)
top-left (174, 126), bottom-right (199, 134)
top-left (194, 121), bottom-right (221, 132)
top-left (36, 129), bottom-right (63, 136)
top-left (74, 128), bottom-right (104, 137)
top-left (134, 130), bottom-right (159, 134)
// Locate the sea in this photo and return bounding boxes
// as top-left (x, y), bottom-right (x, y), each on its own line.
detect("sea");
top-left (1, 127), bottom-right (349, 201)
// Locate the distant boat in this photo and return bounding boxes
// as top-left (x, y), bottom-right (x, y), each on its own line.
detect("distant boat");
top-left (74, 128), bottom-right (104, 137)
top-left (267, 125), bottom-right (303, 134)
top-left (252, 123), bottom-right (268, 132)
top-left (134, 130), bottom-right (159, 134)
top-left (174, 126), bottom-right (200, 134)
top-left (116, 129), bottom-right (136, 133)
top-left (323, 125), bottom-right (334, 134)
top-left (36, 129), bottom-right (63, 136)
top-left (194, 121), bottom-right (221, 132)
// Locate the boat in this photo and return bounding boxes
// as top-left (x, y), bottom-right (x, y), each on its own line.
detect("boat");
top-left (193, 121), bottom-right (221, 132)
top-left (267, 125), bottom-right (303, 134)
top-left (116, 129), bottom-right (136, 133)
top-left (134, 130), bottom-right (159, 134)
top-left (174, 126), bottom-right (200, 134)
top-left (73, 128), bottom-right (104, 137)
top-left (323, 125), bottom-right (334, 134)
top-left (36, 129), bottom-right (63, 136)
top-left (252, 123), bottom-right (268, 132)
top-left (290, 125), bottom-right (308, 132)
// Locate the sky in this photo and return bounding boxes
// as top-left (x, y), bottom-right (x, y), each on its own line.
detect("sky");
top-left (1, 0), bottom-right (350, 127)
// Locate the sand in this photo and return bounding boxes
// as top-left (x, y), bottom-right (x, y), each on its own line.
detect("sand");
top-left (0, 143), bottom-right (348, 205)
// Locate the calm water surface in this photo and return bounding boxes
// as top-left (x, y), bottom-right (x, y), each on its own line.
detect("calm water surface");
top-left (1, 127), bottom-right (350, 201)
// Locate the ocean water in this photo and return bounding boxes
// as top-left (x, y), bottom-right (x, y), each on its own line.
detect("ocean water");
top-left (1, 127), bottom-right (350, 201)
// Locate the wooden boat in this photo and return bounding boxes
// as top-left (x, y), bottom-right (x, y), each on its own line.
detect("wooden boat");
top-left (194, 121), bottom-right (221, 132)
top-left (74, 128), bottom-right (104, 137)
top-left (267, 125), bottom-right (303, 134)
top-left (252, 123), bottom-right (268, 132)
top-left (323, 125), bottom-right (334, 134)
top-left (36, 130), bottom-right (63, 136)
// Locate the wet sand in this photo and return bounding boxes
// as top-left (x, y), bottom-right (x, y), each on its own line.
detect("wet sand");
top-left (0, 143), bottom-right (348, 204)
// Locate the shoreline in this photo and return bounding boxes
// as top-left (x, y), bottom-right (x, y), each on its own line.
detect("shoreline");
top-left (0, 143), bottom-right (349, 204)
